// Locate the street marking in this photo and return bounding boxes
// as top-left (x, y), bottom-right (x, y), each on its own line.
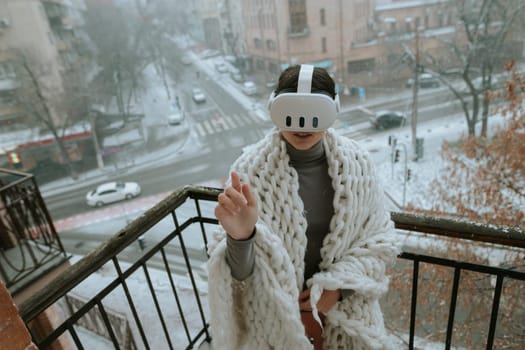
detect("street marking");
top-left (222, 115), bottom-right (236, 129)
top-left (202, 120), bottom-right (214, 134)
top-left (231, 114), bottom-right (246, 127)
top-left (195, 122), bottom-right (206, 137)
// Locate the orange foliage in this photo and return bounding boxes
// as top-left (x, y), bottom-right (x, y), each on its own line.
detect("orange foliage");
top-left (427, 62), bottom-right (525, 227)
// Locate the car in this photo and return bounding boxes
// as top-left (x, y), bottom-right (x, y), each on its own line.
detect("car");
top-left (369, 111), bottom-right (407, 130)
top-left (192, 88), bottom-right (206, 103)
top-left (200, 49), bottom-right (220, 59)
top-left (167, 97), bottom-right (185, 125)
top-left (265, 80), bottom-right (277, 89)
top-left (214, 62), bottom-right (229, 73)
top-left (406, 73), bottom-right (440, 88)
top-left (458, 75), bottom-right (505, 94)
top-left (230, 71), bottom-right (243, 83)
top-left (242, 81), bottom-right (257, 96)
top-left (181, 54), bottom-right (193, 65)
top-left (86, 181), bottom-right (141, 207)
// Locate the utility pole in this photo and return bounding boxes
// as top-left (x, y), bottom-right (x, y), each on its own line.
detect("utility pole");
top-left (411, 28), bottom-right (420, 158)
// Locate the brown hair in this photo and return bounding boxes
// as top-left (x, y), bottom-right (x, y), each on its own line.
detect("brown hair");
top-left (275, 65), bottom-right (336, 99)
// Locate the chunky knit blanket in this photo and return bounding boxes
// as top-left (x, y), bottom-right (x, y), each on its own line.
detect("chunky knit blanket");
top-left (207, 128), bottom-right (400, 349)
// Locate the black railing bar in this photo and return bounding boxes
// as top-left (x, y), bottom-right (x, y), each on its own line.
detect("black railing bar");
top-left (187, 326), bottom-right (212, 349)
top-left (445, 267), bottom-right (461, 350)
top-left (160, 247), bottom-right (193, 344)
top-left (142, 263), bottom-right (175, 350)
top-left (33, 177), bottom-right (66, 256)
top-left (0, 168), bottom-right (31, 192)
top-left (408, 260), bottom-right (419, 350)
top-left (399, 252), bottom-right (525, 281)
top-left (177, 232), bottom-right (209, 337)
top-left (38, 294), bottom-right (105, 349)
top-left (185, 185), bottom-right (221, 202)
top-left (10, 255), bottom-right (70, 296)
top-left (67, 324), bottom-right (85, 350)
top-left (96, 300), bottom-right (121, 349)
top-left (486, 275), bottom-right (504, 350)
top-left (392, 212), bottom-right (525, 249)
top-left (187, 187), bottom-right (525, 251)
top-left (184, 187), bottom-right (525, 248)
top-left (112, 257), bottom-right (150, 350)
top-left (33, 217), bottom-right (203, 347)
top-left (19, 186), bottom-right (195, 321)
top-left (193, 198), bottom-right (210, 256)
top-left (21, 236), bottom-right (40, 266)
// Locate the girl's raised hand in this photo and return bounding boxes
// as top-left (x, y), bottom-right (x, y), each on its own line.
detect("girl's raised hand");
top-left (214, 171), bottom-right (258, 240)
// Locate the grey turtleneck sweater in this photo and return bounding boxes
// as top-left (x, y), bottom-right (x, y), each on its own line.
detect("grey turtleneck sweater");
top-left (226, 137), bottom-right (336, 290)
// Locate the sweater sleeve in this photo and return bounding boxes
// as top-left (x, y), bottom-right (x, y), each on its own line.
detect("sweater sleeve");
top-left (225, 230), bottom-right (256, 280)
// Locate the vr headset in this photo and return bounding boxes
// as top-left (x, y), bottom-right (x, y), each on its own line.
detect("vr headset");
top-left (267, 64), bottom-right (340, 132)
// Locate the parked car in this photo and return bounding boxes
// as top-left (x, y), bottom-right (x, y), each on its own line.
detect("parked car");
top-left (200, 49), bottom-right (220, 59)
top-left (230, 71), bottom-right (243, 83)
top-left (86, 181), bottom-right (141, 207)
top-left (242, 81), bottom-right (257, 96)
top-left (167, 97), bottom-right (185, 125)
top-left (265, 80), bottom-right (277, 89)
top-left (369, 111), bottom-right (407, 130)
top-left (181, 54), bottom-right (193, 65)
top-left (214, 62), bottom-right (229, 73)
top-left (406, 73), bottom-right (440, 88)
top-left (458, 75), bottom-right (506, 95)
top-left (192, 88), bottom-right (206, 103)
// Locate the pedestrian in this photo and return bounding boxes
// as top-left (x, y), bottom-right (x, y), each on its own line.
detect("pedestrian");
top-left (207, 64), bottom-right (400, 349)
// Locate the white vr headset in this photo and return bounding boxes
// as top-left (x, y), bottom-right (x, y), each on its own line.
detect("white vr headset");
top-left (267, 64), bottom-right (340, 132)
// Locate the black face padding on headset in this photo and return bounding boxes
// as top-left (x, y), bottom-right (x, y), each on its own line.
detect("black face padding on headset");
top-left (267, 65), bottom-right (340, 132)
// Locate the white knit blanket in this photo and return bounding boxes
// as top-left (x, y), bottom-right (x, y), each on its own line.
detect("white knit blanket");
top-left (207, 128), bottom-right (400, 349)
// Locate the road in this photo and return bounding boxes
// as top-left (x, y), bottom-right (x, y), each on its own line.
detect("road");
top-left (42, 48), bottom-right (469, 222)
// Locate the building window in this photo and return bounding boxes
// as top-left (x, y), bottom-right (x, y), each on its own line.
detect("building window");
top-left (320, 8), bottom-right (325, 26)
top-left (266, 39), bottom-right (276, 50)
top-left (415, 17), bottom-right (421, 29)
top-left (254, 38), bottom-right (262, 48)
top-left (289, 0), bottom-right (307, 34)
top-left (424, 15), bottom-right (429, 28)
top-left (322, 37), bottom-right (327, 53)
top-left (347, 58), bottom-right (375, 74)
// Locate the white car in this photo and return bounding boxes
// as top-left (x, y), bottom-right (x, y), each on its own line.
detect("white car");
top-left (167, 98), bottom-right (185, 125)
top-left (192, 88), bottom-right (206, 103)
top-left (214, 62), bottom-right (229, 73)
top-left (242, 81), bottom-right (257, 96)
top-left (86, 181), bottom-right (141, 207)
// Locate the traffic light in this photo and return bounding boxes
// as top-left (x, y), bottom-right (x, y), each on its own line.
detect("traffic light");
top-left (394, 149), bottom-right (400, 163)
top-left (8, 151), bottom-right (22, 169)
top-left (407, 168), bottom-right (412, 181)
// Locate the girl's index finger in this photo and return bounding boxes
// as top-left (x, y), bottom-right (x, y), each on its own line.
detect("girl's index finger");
top-left (230, 171), bottom-right (242, 191)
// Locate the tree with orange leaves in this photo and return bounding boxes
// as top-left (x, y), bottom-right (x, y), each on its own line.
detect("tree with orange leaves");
top-left (429, 61), bottom-right (524, 227)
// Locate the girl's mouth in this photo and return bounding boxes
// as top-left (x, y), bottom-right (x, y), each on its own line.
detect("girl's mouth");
top-left (294, 133), bottom-right (312, 138)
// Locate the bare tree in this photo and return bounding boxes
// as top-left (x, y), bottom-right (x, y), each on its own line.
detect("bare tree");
top-left (422, 0), bottom-right (525, 136)
top-left (14, 54), bottom-right (78, 179)
top-left (84, 0), bottom-right (150, 119)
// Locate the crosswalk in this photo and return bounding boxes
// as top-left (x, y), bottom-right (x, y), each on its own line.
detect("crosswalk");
top-left (190, 110), bottom-right (370, 142)
top-left (191, 111), bottom-right (268, 138)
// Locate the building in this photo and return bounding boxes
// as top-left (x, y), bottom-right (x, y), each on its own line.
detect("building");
top-left (237, 0), bottom-right (458, 88)
top-left (0, 0), bottom-right (92, 174)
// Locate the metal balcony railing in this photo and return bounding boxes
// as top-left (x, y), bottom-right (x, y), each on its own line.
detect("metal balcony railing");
top-left (17, 186), bottom-right (525, 350)
top-left (0, 168), bottom-right (68, 294)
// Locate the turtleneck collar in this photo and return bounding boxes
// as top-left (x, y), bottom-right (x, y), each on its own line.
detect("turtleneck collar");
top-left (284, 137), bottom-right (326, 166)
